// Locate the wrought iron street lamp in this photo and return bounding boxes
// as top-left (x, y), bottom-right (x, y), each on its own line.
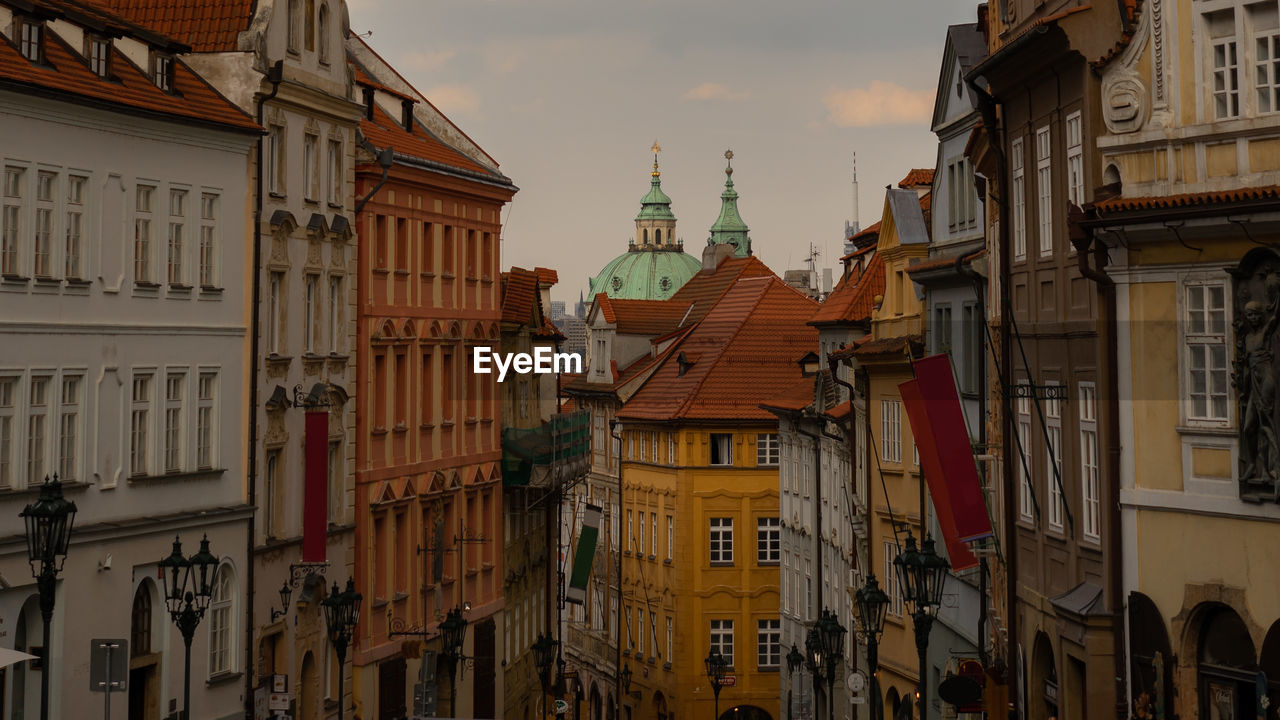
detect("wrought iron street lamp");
top-left (785, 644), bottom-right (804, 720)
top-left (158, 534), bottom-right (217, 720)
top-left (20, 474), bottom-right (76, 720)
top-left (894, 531), bottom-right (949, 718)
top-left (321, 578), bottom-right (361, 720)
top-left (804, 625), bottom-right (825, 720)
top-left (441, 607), bottom-right (469, 718)
top-left (817, 610), bottom-right (846, 720)
top-left (620, 663), bottom-right (632, 697)
top-left (856, 574), bottom-right (890, 720)
top-left (704, 649), bottom-right (728, 720)
top-left (533, 632), bottom-right (558, 718)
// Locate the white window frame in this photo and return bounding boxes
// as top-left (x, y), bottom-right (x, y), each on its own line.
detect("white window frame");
top-left (66, 175), bottom-right (86, 279)
top-left (710, 433), bottom-right (733, 465)
top-left (1045, 381), bottom-right (1064, 533)
top-left (305, 274), bottom-right (319, 354)
top-left (1017, 393), bottom-right (1034, 522)
top-left (1011, 137), bottom-right (1026, 261)
top-left (135, 184), bottom-right (154, 283)
top-left (709, 517), bottom-right (734, 565)
top-left (268, 271), bottom-right (283, 355)
top-left (34, 170), bottom-right (54, 278)
top-left (328, 138), bottom-right (343, 206)
top-left (1065, 111), bottom-right (1084, 207)
top-left (884, 541), bottom-right (903, 617)
top-left (636, 608), bottom-right (644, 655)
top-left (881, 399), bottom-right (902, 463)
top-left (756, 517), bottom-right (780, 565)
top-left (168, 188), bottom-right (186, 286)
top-left (709, 619), bottom-right (734, 666)
top-left (58, 374), bottom-right (81, 483)
top-left (665, 515), bottom-right (673, 561)
top-left (1181, 278), bottom-right (1231, 426)
top-left (164, 371), bottom-right (185, 473)
top-left (0, 375), bottom-right (17, 489)
top-left (26, 374), bottom-right (50, 486)
top-left (666, 616), bottom-right (672, 661)
top-left (3, 165), bottom-right (24, 276)
top-left (1079, 382), bottom-right (1101, 543)
top-left (757, 619), bottom-right (781, 670)
top-left (207, 563), bottom-right (236, 676)
top-left (756, 432), bottom-right (779, 466)
top-left (1036, 125), bottom-right (1053, 258)
top-left (304, 133), bottom-right (319, 202)
top-left (130, 372), bottom-right (153, 477)
top-left (197, 371), bottom-right (217, 470)
top-left (199, 192), bottom-right (218, 288)
top-left (650, 512), bottom-right (657, 556)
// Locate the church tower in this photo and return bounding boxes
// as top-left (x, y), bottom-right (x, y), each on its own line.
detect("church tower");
top-left (635, 141), bottom-right (678, 249)
top-left (707, 149), bottom-right (752, 257)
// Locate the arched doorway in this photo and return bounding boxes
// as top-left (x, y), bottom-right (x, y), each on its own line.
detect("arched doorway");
top-left (886, 686), bottom-right (901, 719)
top-left (589, 682), bottom-right (601, 720)
top-left (298, 652), bottom-right (318, 720)
top-left (1129, 592), bottom-right (1174, 718)
top-left (128, 581), bottom-right (160, 720)
top-left (1031, 632), bottom-right (1058, 720)
top-left (719, 705), bottom-right (772, 720)
top-left (1198, 606), bottom-right (1257, 719)
top-left (11, 595), bottom-right (41, 720)
top-left (654, 691), bottom-right (669, 720)
top-left (1260, 620), bottom-right (1280, 719)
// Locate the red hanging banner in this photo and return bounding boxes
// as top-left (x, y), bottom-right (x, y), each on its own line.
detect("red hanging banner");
top-left (303, 409), bottom-right (329, 563)
top-left (899, 353), bottom-right (991, 571)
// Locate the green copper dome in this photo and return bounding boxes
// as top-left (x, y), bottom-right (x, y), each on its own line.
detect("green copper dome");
top-left (636, 164), bottom-right (676, 221)
top-left (588, 247), bottom-right (701, 301)
top-left (707, 150), bottom-right (751, 257)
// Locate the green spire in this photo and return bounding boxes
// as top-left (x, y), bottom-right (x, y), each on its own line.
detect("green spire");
top-left (636, 141), bottom-right (676, 222)
top-left (707, 149), bottom-right (751, 257)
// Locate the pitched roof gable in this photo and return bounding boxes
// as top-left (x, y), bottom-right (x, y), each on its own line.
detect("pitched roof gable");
top-left (501, 267), bottom-right (541, 326)
top-left (97, 0), bottom-right (254, 52)
top-left (809, 252), bottom-right (886, 326)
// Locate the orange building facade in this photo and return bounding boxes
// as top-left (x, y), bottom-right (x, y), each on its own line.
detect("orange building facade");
top-left (350, 53), bottom-right (517, 719)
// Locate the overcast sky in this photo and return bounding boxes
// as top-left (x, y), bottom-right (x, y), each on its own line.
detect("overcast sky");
top-left (348, 0), bottom-right (979, 304)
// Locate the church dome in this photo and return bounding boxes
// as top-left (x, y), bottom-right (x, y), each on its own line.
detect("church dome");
top-left (588, 143), bottom-right (700, 301)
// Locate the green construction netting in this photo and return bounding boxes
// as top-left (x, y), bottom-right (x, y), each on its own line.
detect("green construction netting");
top-left (501, 410), bottom-right (590, 486)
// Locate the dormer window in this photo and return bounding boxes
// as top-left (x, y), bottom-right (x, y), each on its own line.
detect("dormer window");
top-left (87, 36), bottom-right (111, 78)
top-left (152, 53), bottom-right (174, 92)
top-left (18, 18), bottom-right (43, 63)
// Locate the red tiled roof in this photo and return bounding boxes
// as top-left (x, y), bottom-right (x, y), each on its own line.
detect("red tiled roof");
top-left (841, 222), bottom-right (882, 260)
top-left (535, 318), bottom-right (565, 341)
top-left (1093, 186), bottom-right (1280, 213)
top-left (810, 253), bottom-right (886, 326)
top-left (827, 400), bottom-right (852, 422)
top-left (354, 64), bottom-right (417, 102)
top-left (501, 268), bottom-right (539, 325)
top-left (593, 293), bottom-right (615, 323)
top-left (906, 248), bottom-right (985, 275)
top-left (97, 0), bottom-right (254, 52)
top-left (841, 334), bottom-right (924, 360)
top-left (761, 378), bottom-right (816, 413)
top-left (361, 104), bottom-right (492, 176)
top-left (594, 296), bottom-right (692, 336)
top-left (0, 24), bottom-right (259, 132)
top-left (667, 255), bottom-right (776, 328)
top-left (557, 397), bottom-right (578, 412)
top-left (618, 276), bottom-right (819, 422)
top-left (898, 169), bottom-right (935, 188)
top-left (534, 267), bottom-right (559, 286)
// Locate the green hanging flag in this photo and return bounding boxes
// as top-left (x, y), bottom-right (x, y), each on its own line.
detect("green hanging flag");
top-left (566, 504), bottom-right (602, 605)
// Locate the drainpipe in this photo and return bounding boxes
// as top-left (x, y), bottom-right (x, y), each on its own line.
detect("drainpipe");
top-left (246, 60), bottom-right (283, 719)
top-left (1069, 207), bottom-right (1127, 719)
top-left (828, 360), bottom-right (861, 678)
top-left (610, 418), bottom-right (623, 719)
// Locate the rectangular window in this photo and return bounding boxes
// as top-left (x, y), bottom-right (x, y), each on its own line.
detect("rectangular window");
top-left (709, 619), bottom-right (734, 666)
top-left (131, 374), bottom-right (151, 476)
top-left (649, 611), bottom-right (658, 657)
top-left (199, 193), bottom-right (217, 287)
top-left (268, 272), bottom-right (283, 355)
top-left (328, 441), bottom-right (342, 522)
top-left (650, 512), bottom-right (657, 556)
top-left (165, 372), bottom-right (184, 473)
top-left (757, 619), bottom-right (781, 669)
top-left (328, 139), bottom-right (342, 206)
top-left (20, 20), bottom-right (42, 62)
top-left (963, 303), bottom-right (982, 392)
top-left (1210, 9), bottom-right (1240, 119)
top-left (756, 433), bottom-right (779, 466)
top-left (265, 450), bottom-right (281, 538)
top-left (627, 510), bottom-right (634, 552)
top-left (668, 433), bottom-right (675, 464)
top-left (1257, 26), bottom-right (1280, 114)
top-left (638, 431), bottom-right (646, 462)
top-left (709, 517), bottom-right (733, 564)
top-left (1036, 126), bottom-right (1052, 257)
top-left (636, 609), bottom-right (644, 655)
top-left (88, 36), bottom-right (110, 77)
top-left (1011, 137), bottom-right (1026, 261)
top-left (135, 185), bottom-right (153, 283)
top-left (1185, 282), bottom-right (1229, 422)
top-left (58, 375), bottom-right (80, 482)
top-left (168, 189), bottom-right (186, 285)
top-left (27, 376), bottom-right (48, 485)
top-left (304, 134), bottom-right (319, 201)
top-left (934, 303), bottom-right (952, 354)
top-left (0, 377), bottom-right (15, 488)
top-left (153, 54), bottom-right (173, 92)
top-left (884, 541), bottom-right (903, 617)
top-left (710, 433), bottom-right (733, 465)
top-left (197, 372), bottom-right (216, 470)
top-left (1065, 111), bottom-right (1084, 206)
top-left (66, 176), bottom-right (85, 279)
top-left (666, 515), bottom-right (673, 560)
top-left (305, 275), bottom-right (319, 353)
top-left (881, 399), bottom-right (902, 463)
top-left (756, 517), bottom-right (780, 565)
top-left (34, 171), bottom-right (54, 278)
top-left (328, 276), bottom-right (342, 353)
top-left (1046, 382), bottom-right (1064, 532)
top-left (1079, 382), bottom-right (1100, 542)
top-left (1018, 394), bottom-right (1034, 522)
top-left (637, 508), bottom-right (644, 553)
top-left (3, 166), bottom-right (22, 275)
top-left (268, 125), bottom-right (284, 195)
top-left (666, 616), bottom-right (673, 661)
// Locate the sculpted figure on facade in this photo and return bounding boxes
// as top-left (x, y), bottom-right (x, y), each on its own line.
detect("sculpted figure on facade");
top-left (1232, 248), bottom-right (1280, 501)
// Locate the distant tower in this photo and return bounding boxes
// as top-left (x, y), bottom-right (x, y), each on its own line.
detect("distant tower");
top-left (707, 149), bottom-right (752, 257)
top-left (844, 151), bottom-right (861, 256)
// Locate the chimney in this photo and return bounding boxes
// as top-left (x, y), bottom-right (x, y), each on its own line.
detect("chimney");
top-left (701, 242), bottom-right (734, 272)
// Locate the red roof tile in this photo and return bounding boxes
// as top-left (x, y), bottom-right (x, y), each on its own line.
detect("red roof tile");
top-left (534, 267), bottom-right (559, 286)
top-left (361, 104), bottom-right (492, 176)
top-left (0, 24), bottom-right (259, 132)
top-left (557, 396), bottom-right (578, 412)
top-left (618, 276), bottom-right (819, 422)
top-left (827, 400), bottom-right (852, 422)
top-left (501, 268), bottom-right (539, 325)
top-left (535, 318), bottom-right (565, 341)
top-left (666, 255), bottom-right (776, 327)
top-left (594, 296), bottom-right (692, 336)
top-left (810, 253), bottom-right (886, 326)
top-left (840, 334), bottom-right (924, 360)
top-left (1093, 185), bottom-right (1280, 213)
top-left (761, 378), bottom-right (817, 413)
top-left (898, 169), bottom-right (935, 188)
top-left (96, 0), bottom-right (254, 52)
top-left (906, 248), bottom-right (985, 275)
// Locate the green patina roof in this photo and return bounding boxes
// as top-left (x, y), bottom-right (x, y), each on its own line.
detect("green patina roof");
top-left (588, 248), bottom-right (701, 301)
top-left (707, 154), bottom-right (751, 257)
top-left (636, 161), bottom-right (676, 221)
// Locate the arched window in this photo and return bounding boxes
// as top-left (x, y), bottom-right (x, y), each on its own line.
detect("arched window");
top-left (318, 4), bottom-right (330, 63)
top-left (304, 0), bottom-right (315, 51)
top-left (208, 563), bottom-right (236, 675)
top-left (131, 584), bottom-right (152, 656)
top-left (655, 228), bottom-right (662, 244)
top-left (642, 228), bottom-right (648, 244)
top-left (1197, 606), bottom-right (1257, 718)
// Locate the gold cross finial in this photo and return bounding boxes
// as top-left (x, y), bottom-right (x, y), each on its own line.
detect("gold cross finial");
top-left (651, 141), bottom-right (662, 177)
top-left (651, 140), bottom-right (662, 155)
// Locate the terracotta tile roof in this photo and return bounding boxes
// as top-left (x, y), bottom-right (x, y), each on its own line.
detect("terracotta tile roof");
top-left (666, 255), bottom-right (776, 328)
top-left (594, 295), bottom-right (692, 336)
top-left (535, 318), bottom-right (565, 341)
top-left (592, 293), bottom-right (615, 323)
top-left (810, 253), bottom-right (886, 326)
top-left (906, 248), bottom-right (985, 275)
top-left (826, 400), bottom-right (852, 422)
top-left (534, 267), bottom-right (559, 286)
top-left (760, 378), bottom-right (816, 413)
top-left (361, 104), bottom-right (495, 176)
top-left (618, 276), bottom-right (819, 422)
top-left (841, 222), bottom-right (882, 260)
top-left (837, 334), bottom-right (924, 361)
top-left (354, 64), bottom-right (417, 102)
top-left (557, 396), bottom-right (578, 412)
top-left (562, 330), bottom-right (690, 395)
top-left (96, 0), bottom-right (254, 52)
top-left (0, 24), bottom-right (259, 133)
top-left (1093, 186), bottom-right (1280, 213)
top-left (898, 169), bottom-right (935, 188)
top-left (501, 268), bottom-right (540, 325)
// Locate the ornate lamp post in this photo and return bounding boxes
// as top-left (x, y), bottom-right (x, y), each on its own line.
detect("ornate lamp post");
top-left (894, 532), bottom-right (949, 719)
top-left (804, 626), bottom-right (824, 720)
top-left (158, 535), bottom-right (217, 720)
top-left (20, 475), bottom-right (76, 720)
top-left (620, 663), bottom-right (633, 698)
top-left (533, 632), bottom-right (558, 715)
top-left (321, 578), bottom-right (361, 720)
top-left (704, 649), bottom-right (728, 720)
top-left (441, 607), bottom-right (469, 718)
top-left (856, 574), bottom-right (890, 720)
top-left (817, 610), bottom-right (846, 720)
top-left (785, 644), bottom-right (804, 720)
